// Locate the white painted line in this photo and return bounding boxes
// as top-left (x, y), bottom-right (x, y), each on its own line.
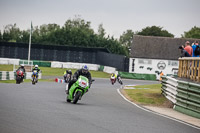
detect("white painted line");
top-left (117, 89), bottom-right (200, 130)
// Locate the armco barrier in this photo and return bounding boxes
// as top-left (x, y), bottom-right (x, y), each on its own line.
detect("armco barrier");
top-left (118, 71), bottom-right (156, 81)
top-left (161, 76), bottom-right (200, 119)
top-left (0, 71), bottom-right (42, 80)
top-left (51, 61), bottom-right (116, 74)
top-left (0, 58), bottom-right (20, 65)
top-left (1, 58), bottom-right (116, 73)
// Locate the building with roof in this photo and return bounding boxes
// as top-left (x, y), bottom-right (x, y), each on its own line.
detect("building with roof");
top-left (129, 35), bottom-right (200, 79)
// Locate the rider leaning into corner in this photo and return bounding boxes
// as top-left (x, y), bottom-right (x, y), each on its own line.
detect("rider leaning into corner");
top-left (66, 65), bottom-right (92, 94)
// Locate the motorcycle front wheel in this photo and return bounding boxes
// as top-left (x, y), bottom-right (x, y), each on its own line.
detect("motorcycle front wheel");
top-left (32, 78), bottom-right (35, 85)
top-left (16, 77), bottom-right (20, 84)
top-left (73, 91), bottom-right (82, 104)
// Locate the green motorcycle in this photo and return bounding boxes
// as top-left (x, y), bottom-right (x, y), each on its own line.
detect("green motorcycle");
top-left (66, 76), bottom-right (90, 104)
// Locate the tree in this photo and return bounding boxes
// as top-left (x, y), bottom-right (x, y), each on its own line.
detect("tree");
top-left (19, 30), bottom-right (29, 43)
top-left (182, 26), bottom-right (200, 39)
top-left (62, 17), bottom-right (94, 46)
top-left (3, 23), bottom-right (21, 42)
top-left (119, 29), bottom-right (134, 49)
top-left (97, 23), bottom-right (106, 38)
top-left (137, 26), bottom-right (174, 37)
top-left (0, 17), bottom-right (129, 56)
top-left (0, 31), bottom-right (2, 41)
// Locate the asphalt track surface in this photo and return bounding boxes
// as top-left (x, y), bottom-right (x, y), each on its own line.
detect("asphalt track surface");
top-left (0, 78), bottom-right (199, 133)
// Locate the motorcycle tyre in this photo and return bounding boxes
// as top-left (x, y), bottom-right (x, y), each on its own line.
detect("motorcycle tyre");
top-left (16, 77), bottom-right (21, 84)
top-left (32, 78), bottom-right (35, 85)
top-left (73, 91), bottom-right (82, 104)
top-left (119, 80), bottom-right (123, 85)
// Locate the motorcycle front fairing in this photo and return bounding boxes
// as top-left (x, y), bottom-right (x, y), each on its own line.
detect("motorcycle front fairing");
top-left (67, 76), bottom-right (89, 101)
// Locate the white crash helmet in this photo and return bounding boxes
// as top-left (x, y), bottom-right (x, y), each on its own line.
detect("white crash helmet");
top-left (35, 65), bottom-right (38, 68)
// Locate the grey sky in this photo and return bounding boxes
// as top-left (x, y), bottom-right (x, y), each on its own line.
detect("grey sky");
top-left (0, 0), bottom-right (200, 38)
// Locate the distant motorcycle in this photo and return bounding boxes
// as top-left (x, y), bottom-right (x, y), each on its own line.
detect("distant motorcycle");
top-left (110, 76), bottom-right (116, 85)
top-left (117, 76), bottom-right (123, 85)
top-left (16, 69), bottom-right (24, 84)
top-left (32, 70), bottom-right (38, 85)
top-left (110, 75), bottom-right (123, 85)
top-left (64, 73), bottom-right (71, 83)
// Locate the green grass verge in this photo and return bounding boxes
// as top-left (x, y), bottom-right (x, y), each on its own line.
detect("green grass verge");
top-left (0, 64), bottom-right (16, 71)
top-left (40, 66), bottom-right (110, 78)
top-left (0, 65), bottom-right (110, 83)
top-left (123, 84), bottom-right (168, 106)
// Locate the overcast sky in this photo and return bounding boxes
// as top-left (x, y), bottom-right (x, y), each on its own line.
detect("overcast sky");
top-left (0, 0), bottom-right (200, 38)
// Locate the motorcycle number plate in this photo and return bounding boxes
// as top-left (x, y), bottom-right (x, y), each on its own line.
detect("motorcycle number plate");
top-left (79, 80), bottom-right (87, 88)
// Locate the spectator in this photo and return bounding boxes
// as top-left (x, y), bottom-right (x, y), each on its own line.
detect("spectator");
top-left (178, 46), bottom-right (191, 57)
top-left (192, 41), bottom-right (200, 57)
top-left (184, 41), bottom-right (193, 56)
top-left (159, 71), bottom-right (164, 81)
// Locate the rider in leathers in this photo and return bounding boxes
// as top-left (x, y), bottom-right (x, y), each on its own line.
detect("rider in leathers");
top-left (67, 65), bottom-right (91, 94)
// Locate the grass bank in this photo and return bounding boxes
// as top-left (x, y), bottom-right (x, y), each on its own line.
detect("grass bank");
top-left (0, 64), bottom-right (110, 80)
top-left (40, 66), bottom-right (110, 78)
top-left (122, 84), bottom-right (171, 107)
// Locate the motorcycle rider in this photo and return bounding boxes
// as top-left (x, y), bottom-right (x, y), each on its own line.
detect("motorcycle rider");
top-left (32, 65), bottom-right (40, 79)
top-left (16, 64), bottom-right (26, 81)
top-left (111, 73), bottom-right (122, 84)
top-left (63, 69), bottom-right (72, 83)
top-left (66, 65), bottom-right (92, 94)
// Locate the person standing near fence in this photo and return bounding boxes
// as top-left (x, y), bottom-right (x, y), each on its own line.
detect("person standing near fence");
top-left (184, 41), bottom-right (193, 56)
top-left (192, 41), bottom-right (200, 57)
top-left (159, 71), bottom-right (164, 81)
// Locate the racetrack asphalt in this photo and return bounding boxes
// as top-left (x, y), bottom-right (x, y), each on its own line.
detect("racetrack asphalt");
top-left (0, 78), bottom-right (199, 133)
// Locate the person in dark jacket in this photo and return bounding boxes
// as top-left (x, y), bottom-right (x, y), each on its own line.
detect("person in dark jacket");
top-left (16, 64), bottom-right (26, 73)
top-left (63, 69), bottom-right (72, 83)
top-left (179, 46), bottom-right (191, 57)
top-left (66, 65), bottom-right (92, 94)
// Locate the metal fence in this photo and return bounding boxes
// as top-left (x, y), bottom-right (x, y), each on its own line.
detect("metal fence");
top-left (0, 42), bottom-right (129, 71)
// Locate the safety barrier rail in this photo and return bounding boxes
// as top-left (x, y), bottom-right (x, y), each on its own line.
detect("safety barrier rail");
top-left (178, 57), bottom-right (200, 82)
top-left (161, 76), bottom-right (200, 119)
top-left (0, 58), bottom-right (116, 74)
